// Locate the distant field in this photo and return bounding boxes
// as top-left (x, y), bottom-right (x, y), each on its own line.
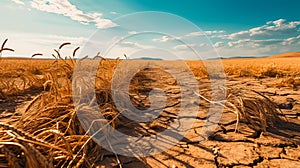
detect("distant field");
top-left (269, 51), bottom-right (300, 58)
top-left (1, 56), bottom-right (300, 167)
top-left (189, 56), bottom-right (300, 78)
top-left (1, 55), bottom-right (299, 77)
top-left (1, 56), bottom-right (299, 102)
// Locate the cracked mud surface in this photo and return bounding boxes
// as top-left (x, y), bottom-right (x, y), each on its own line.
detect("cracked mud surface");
top-left (1, 67), bottom-right (300, 168)
top-left (126, 68), bottom-right (300, 168)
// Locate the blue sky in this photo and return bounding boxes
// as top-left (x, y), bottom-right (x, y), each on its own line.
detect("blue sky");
top-left (1, 0), bottom-right (300, 59)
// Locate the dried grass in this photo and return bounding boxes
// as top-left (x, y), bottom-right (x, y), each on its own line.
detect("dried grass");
top-left (0, 41), bottom-right (135, 167)
top-left (195, 88), bottom-right (286, 135)
top-left (0, 39), bottom-right (297, 167)
top-left (225, 89), bottom-right (286, 133)
top-left (275, 77), bottom-right (300, 90)
top-left (0, 42), bottom-right (108, 167)
top-left (187, 58), bottom-right (300, 78)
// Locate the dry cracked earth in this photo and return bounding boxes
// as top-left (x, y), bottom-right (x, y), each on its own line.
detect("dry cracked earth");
top-left (1, 67), bottom-right (300, 168)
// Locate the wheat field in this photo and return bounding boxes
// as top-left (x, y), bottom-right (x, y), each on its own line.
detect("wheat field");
top-left (1, 41), bottom-right (300, 167)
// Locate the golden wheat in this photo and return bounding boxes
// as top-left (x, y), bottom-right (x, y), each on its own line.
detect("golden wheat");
top-left (0, 39), bottom-right (299, 167)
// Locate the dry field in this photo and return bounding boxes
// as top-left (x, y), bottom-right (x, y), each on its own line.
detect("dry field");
top-left (1, 45), bottom-right (300, 167)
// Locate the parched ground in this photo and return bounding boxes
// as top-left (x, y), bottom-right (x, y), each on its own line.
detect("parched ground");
top-left (1, 62), bottom-right (300, 168)
top-left (143, 76), bottom-right (300, 168)
top-left (96, 67), bottom-right (300, 168)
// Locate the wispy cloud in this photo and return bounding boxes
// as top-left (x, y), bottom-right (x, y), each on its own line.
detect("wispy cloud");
top-left (185, 31), bottom-right (203, 37)
top-left (153, 30), bottom-right (225, 43)
top-left (5, 2), bottom-right (300, 58)
top-left (211, 19), bottom-right (300, 56)
top-left (217, 37), bottom-right (300, 56)
top-left (11, 0), bottom-right (25, 5)
top-left (118, 41), bottom-right (152, 49)
top-left (229, 19), bottom-right (300, 39)
top-left (214, 42), bottom-right (224, 48)
top-left (227, 39), bottom-right (284, 48)
top-left (173, 44), bottom-right (196, 50)
top-left (281, 35), bottom-right (300, 45)
top-left (128, 31), bottom-right (138, 35)
top-left (173, 43), bottom-right (209, 51)
top-left (152, 35), bottom-right (181, 42)
top-left (164, 19), bottom-right (300, 57)
top-left (29, 34), bottom-right (88, 46)
top-left (226, 19), bottom-right (300, 48)
top-left (0, 32), bottom-right (88, 57)
top-left (13, 0), bottom-right (117, 29)
top-left (186, 30), bottom-right (225, 37)
top-left (110, 11), bottom-right (118, 15)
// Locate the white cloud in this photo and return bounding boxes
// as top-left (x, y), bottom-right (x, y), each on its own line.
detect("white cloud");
top-left (11, 0), bottom-right (25, 5)
top-left (186, 31), bottom-right (203, 37)
top-left (118, 41), bottom-right (152, 49)
top-left (227, 39), bottom-right (251, 48)
top-left (216, 36), bottom-right (300, 57)
top-left (270, 19), bottom-right (285, 26)
top-left (128, 31), bottom-right (138, 35)
top-left (228, 31), bottom-right (249, 39)
top-left (29, 0), bottom-right (117, 29)
top-left (217, 19), bottom-right (300, 56)
top-left (153, 35), bottom-right (181, 42)
top-left (214, 42), bottom-right (224, 48)
top-left (30, 34), bottom-right (88, 45)
top-left (155, 19), bottom-right (300, 57)
top-left (229, 19), bottom-right (300, 39)
top-left (110, 11), bottom-right (118, 15)
top-left (173, 44), bottom-right (196, 50)
top-left (281, 35), bottom-right (300, 45)
top-left (185, 30), bottom-right (225, 37)
top-left (254, 39), bottom-right (283, 46)
top-left (205, 30), bottom-right (225, 35)
top-left (119, 41), bottom-right (143, 48)
top-left (0, 32), bottom-right (88, 58)
top-left (227, 39), bottom-right (284, 48)
top-left (152, 30), bottom-right (226, 44)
